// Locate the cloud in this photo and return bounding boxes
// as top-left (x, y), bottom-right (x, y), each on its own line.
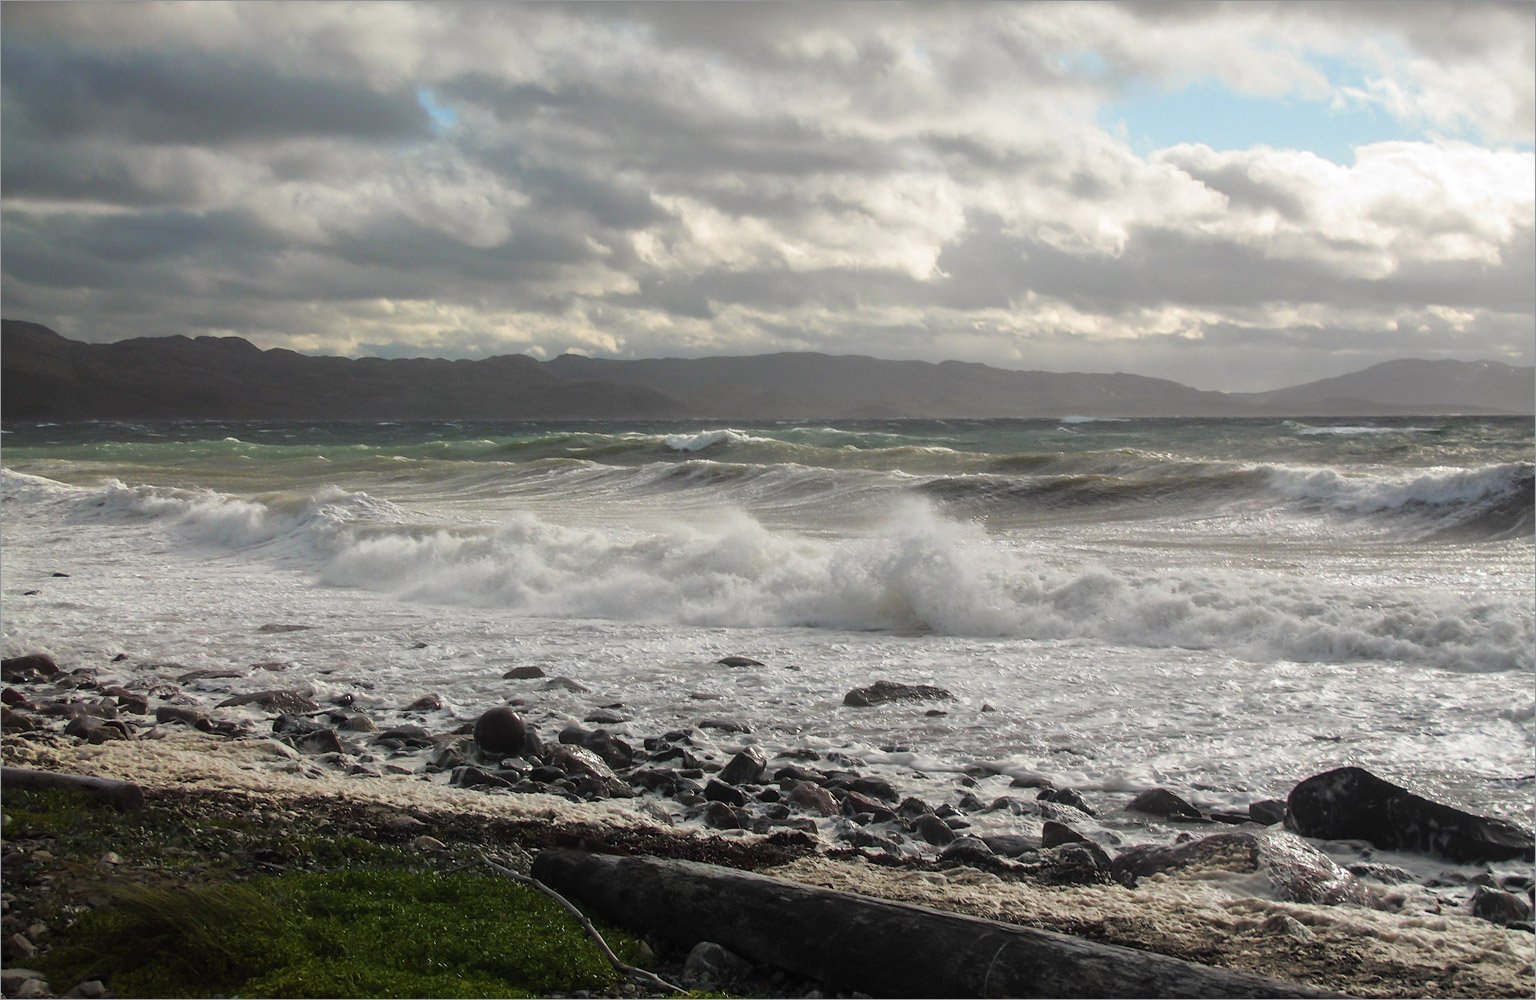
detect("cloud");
top-left (1, 2), bottom-right (1531, 391)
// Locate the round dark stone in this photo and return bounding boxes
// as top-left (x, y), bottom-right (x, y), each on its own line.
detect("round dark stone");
top-left (473, 707), bottom-right (529, 756)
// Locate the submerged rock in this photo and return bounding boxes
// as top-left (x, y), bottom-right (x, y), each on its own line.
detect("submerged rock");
top-left (217, 689), bottom-right (320, 714)
top-left (1112, 831), bottom-right (1378, 907)
top-left (502, 666), bottom-right (546, 679)
top-left (842, 680), bottom-right (954, 707)
top-left (1286, 766), bottom-right (1534, 863)
top-left (1126, 787), bottom-right (1204, 821)
top-left (2, 654), bottom-right (60, 684)
top-left (716, 656), bottom-right (765, 668)
top-left (1469, 886), bottom-right (1533, 927)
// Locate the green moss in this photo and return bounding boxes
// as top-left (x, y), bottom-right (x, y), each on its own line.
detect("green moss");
top-left (40, 869), bottom-right (646, 998)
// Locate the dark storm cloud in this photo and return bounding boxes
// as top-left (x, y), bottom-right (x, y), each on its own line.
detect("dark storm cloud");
top-left (1, 40), bottom-right (429, 144)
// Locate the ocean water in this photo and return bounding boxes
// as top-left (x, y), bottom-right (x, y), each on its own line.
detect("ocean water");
top-left (3, 415), bottom-right (1532, 858)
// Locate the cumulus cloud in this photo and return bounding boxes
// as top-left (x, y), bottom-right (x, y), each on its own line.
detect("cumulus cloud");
top-left (1, 1), bottom-right (1530, 389)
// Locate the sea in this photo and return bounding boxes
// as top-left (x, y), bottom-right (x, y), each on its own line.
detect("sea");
top-left (3, 415), bottom-right (1533, 866)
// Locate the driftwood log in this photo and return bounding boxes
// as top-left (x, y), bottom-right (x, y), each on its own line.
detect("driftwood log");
top-left (531, 849), bottom-right (1336, 999)
top-left (2, 767), bottom-right (146, 811)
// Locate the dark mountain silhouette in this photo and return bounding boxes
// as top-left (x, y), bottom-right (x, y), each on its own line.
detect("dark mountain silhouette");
top-left (3, 320), bottom-right (1530, 420)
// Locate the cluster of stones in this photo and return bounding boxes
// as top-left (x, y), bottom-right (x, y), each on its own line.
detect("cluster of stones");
top-left (5, 650), bottom-right (1532, 932)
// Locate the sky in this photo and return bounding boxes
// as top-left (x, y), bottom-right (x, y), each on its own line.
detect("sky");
top-left (2, 2), bottom-right (1532, 391)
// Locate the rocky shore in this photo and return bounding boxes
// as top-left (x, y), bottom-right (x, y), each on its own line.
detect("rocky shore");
top-left (3, 647), bottom-right (1534, 998)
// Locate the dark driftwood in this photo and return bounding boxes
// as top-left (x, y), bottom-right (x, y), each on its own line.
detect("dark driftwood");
top-left (531, 849), bottom-right (1336, 999)
top-left (2, 767), bottom-right (146, 811)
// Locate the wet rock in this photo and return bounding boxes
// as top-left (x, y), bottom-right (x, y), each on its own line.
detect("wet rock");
top-left (502, 666), bottom-right (546, 679)
top-left (841, 790), bottom-right (896, 822)
top-left (938, 836), bottom-right (995, 865)
top-left (842, 826), bottom-right (900, 852)
top-left (4, 934), bottom-right (35, 960)
top-left (580, 730), bottom-right (636, 770)
top-left (2, 655), bottom-right (59, 683)
top-left (842, 680), bottom-right (954, 707)
top-left (452, 766), bottom-right (514, 790)
top-left (1024, 843), bottom-right (1115, 886)
top-left (837, 775), bottom-right (899, 803)
top-left (63, 716), bottom-right (130, 744)
top-left (155, 705), bottom-right (215, 731)
top-left (550, 745), bottom-right (619, 783)
top-left (542, 676), bottom-right (590, 693)
top-left (1470, 887), bottom-right (1533, 926)
top-left (250, 660), bottom-right (291, 672)
top-left (1287, 766), bottom-right (1535, 863)
top-left (584, 708), bottom-right (628, 725)
top-left (698, 717), bottom-right (752, 734)
top-left (1009, 774), bottom-right (1056, 791)
top-left (256, 623), bottom-right (314, 633)
top-left (1127, 787), bottom-right (1204, 821)
top-left (1112, 831), bottom-right (1377, 906)
top-left (375, 724), bottom-right (437, 750)
top-left (718, 747), bottom-right (768, 785)
top-left (217, 689), bottom-right (320, 714)
top-left (704, 779), bottom-right (748, 807)
top-left (982, 796), bottom-right (1037, 816)
top-left (339, 713), bottom-right (377, 733)
top-left (1040, 820), bottom-right (1092, 849)
top-left (980, 834), bottom-right (1037, 858)
top-left (775, 764), bottom-right (828, 785)
top-left (897, 796), bottom-right (935, 819)
top-left (2, 689), bottom-right (32, 709)
top-left (716, 656), bottom-right (765, 667)
top-left (473, 707), bottom-right (531, 756)
top-left (702, 801), bottom-right (743, 830)
top-left (913, 813), bottom-right (958, 846)
top-left (291, 730), bottom-right (345, 755)
top-left (785, 782), bottom-right (839, 817)
top-left (104, 689), bottom-right (150, 715)
top-left (1345, 862), bottom-right (1415, 884)
top-left (1, 707), bottom-right (38, 732)
top-left (1038, 787), bottom-right (1095, 816)
top-left (177, 668), bottom-right (244, 684)
top-left (1249, 799), bottom-right (1288, 825)
top-left (406, 694), bottom-right (443, 711)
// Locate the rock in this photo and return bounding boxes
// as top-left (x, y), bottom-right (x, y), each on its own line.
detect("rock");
top-left (1470, 887), bottom-right (1533, 926)
top-left (291, 730), bottom-right (344, 755)
top-left (785, 782), bottom-right (839, 817)
top-left (1261, 914), bottom-right (1313, 940)
top-left (406, 694), bottom-right (443, 711)
top-left (702, 801), bottom-right (743, 830)
top-left (698, 717), bottom-right (752, 734)
top-left (2, 654), bottom-right (60, 683)
top-left (550, 745), bottom-right (619, 783)
top-left (542, 676), bottom-right (590, 693)
top-left (980, 834), bottom-right (1036, 858)
top-left (683, 940), bottom-right (752, 987)
top-left (1, 707), bottom-right (37, 732)
top-left (717, 656), bottom-right (765, 668)
top-left (2, 688), bottom-right (32, 708)
top-left (1024, 843), bottom-right (1115, 886)
top-left (375, 724), bottom-right (437, 750)
top-left (718, 747), bottom-right (768, 785)
top-left (411, 836), bottom-right (447, 852)
top-left (14, 978), bottom-right (49, 999)
top-left (176, 668), bottom-right (244, 683)
top-left (913, 813), bottom-right (958, 846)
top-left (584, 709), bottom-right (628, 725)
top-left (838, 776), bottom-right (899, 803)
top-left (1249, 799), bottom-right (1288, 825)
top-left (938, 836), bottom-right (995, 865)
top-left (155, 705), bottom-right (215, 731)
top-left (1040, 820), bottom-right (1091, 849)
top-left (109, 691), bottom-right (150, 715)
top-left (842, 680), bottom-right (953, 707)
top-left (473, 707), bottom-right (530, 756)
top-left (256, 623), bottom-right (314, 633)
top-left (1345, 862), bottom-right (1415, 884)
top-left (1127, 787), bottom-right (1204, 821)
top-left (250, 660), bottom-right (291, 672)
top-left (64, 716), bottom-right (130, 744)
top-left (1038, 787), bottom-right (1095, 815)
top-left (704, 779), bottom-right (748, 807)
top-left (897, 796), bottom-right (935, 819)
top-left (1287, 766), bottom-right (1535, 864)
top-left (503, 666), bottom-right (546, 679)
top-left (1112, 832), bottom-right (1377, 906)
top-left (5, 933), bottom-right (35, 960)
top-left (840, 791), bottom-right (895, 822)
top-left (339, 713), bottom-right (377, 733)
top-left (580, 730), bottom-right (636, 769)
top-left (217, 689), bottom-right (320, 714)
top-left (451, 766), bottom-right (513, 790)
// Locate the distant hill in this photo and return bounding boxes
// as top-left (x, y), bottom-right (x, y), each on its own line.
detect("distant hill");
top-left (1236, 358), bottom-right (1534, 416)
top-left (2, 320), bottom-right (1530, 420)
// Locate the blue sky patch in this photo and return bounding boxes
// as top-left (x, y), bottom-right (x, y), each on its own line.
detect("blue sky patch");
top-left (417, 86), bottom-right (459, 132)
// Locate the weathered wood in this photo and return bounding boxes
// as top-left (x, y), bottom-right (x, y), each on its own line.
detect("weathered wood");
top-left (2, 767), bottom-right (146, 811)
top-left (531, 849), bottom-right (1337, 999)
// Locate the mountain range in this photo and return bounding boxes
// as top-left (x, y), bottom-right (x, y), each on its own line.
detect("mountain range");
top-left (3, 320), bottom-right (1531, 420)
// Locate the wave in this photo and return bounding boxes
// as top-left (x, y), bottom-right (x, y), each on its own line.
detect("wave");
top-left (11, 470), bottom-right (1529, 673)
top-left (1284, 420), bottom-right (1444, 436)
top-left (1263, 462), bottom-right (1533, 538)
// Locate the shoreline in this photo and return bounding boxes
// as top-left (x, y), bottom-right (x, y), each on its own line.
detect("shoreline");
top-left (3, 651), bottom-right (1533, 999)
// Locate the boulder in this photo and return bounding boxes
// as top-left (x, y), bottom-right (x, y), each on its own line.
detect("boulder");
top-left (980, 834), bottom-right (1036, 858)
top-left (217, 689), bottom-right (320, 714)
top-left (2, 654), bottom-right (60, 683)
top-left (550, 745), bottom-right (619, 783)
top-left (1469, 887), bottom-right (1532, 927)
top-left (938, 836), bottom-right (995, 865)
top-left (1286, 766), bottom-right (1534, 863)
top-left (698, 717), bottom-right (752, 734)
top-left (704, 779), bottom-right (748, 807)
top-left (838, 775), bottom-right (899, 803)
top-left (1248, 799), bottom-right (1288, 825)
top-left (717, 656), bottom-right (765, 668)
top-left (842, 680), bottom-right (953, 708)
top-left (702, 801), bottom-right (743, 830)
top-left (1111, 831), bottom-right (1377, 907)
top-left (913, 813), bottom-right (958, 846)
top-left (785, 782), bottom-right (839, 817)
top-left (542, 676), bottom-right (590, 693)
top-left (502, 666), bottom-right (546, 679)
top-left (154, 705), bottom-right (214, 731)
top-left (1040, 820), bottom-right (1091, 849)
top-left (1127, 787), bottom-right (1204, 821)
top-left (406, 694), bottom-right (443, 711)
top-left (473, 707), bottom-right (529, 756)
top-left (718, 747), bottom-right (768, 786)
top-left (1023, 843), bottom-right (1115, 886)
top-left (1038, 788), bottom-right (1095, 816)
